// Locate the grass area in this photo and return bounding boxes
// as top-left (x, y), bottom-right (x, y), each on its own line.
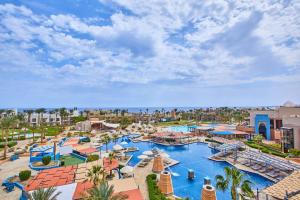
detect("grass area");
top-left (154, 120), bottom-right (196, 127)
top-left (146, 174), bottom-right (170, 200)
top-left (45, 126), bottom-right (63, 136)
top-left (244, 141), bottom-right (287, 158)
top-left (60, 155), bottom-right (85, 166)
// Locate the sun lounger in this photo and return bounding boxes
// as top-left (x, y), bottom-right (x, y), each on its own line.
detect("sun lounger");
top-left (137, 162), bottom-right (147, 167)
top-left (251, 165), bottom-right (262, 171)
top-left (258, 168), bottom-right (267, 173)
top-left (266, 171), bottom-right (279, 178)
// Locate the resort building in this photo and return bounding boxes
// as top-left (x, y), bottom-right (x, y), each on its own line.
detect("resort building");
top-left (75, 118), bottom-right (119, 132)
top-left (24, 109), bottom-right (80, 126)
top-left (249, 101), bottom-right (300, 150)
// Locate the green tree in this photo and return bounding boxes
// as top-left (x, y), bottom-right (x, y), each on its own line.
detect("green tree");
top-left (35, 108), bottom-right (46, 126)
top-left (112, 134), bottom-right (118, 143)
top-left (215, 167), bottom-right (254, 200)
top-left (253, 134), bottom-right (263, 143)
top-left (102, 136), bottom-right (111, 152)
top-left (87, 181), bottom-right (127, 200)
top-left (0, 116), bottom-right (18, 159)
top-left (87, 165), bottom-right (106, 185)
top-left (59, 108), bottom-right (68, 127)
top-left (29, 187), bottom-right (61, 200)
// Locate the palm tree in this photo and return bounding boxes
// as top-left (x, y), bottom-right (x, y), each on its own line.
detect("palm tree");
top-left (215, 167), bottom-right (254, 200)
top-left (87, 165), bottom-right (106, 185)
top-left (24, 109), bottom-right (34, 126)
top-left (59, 108), bottom-right (67, 127)
top-left (35, 108), bottom-right (46, 126)
top-left (0, 116), bottom-right (17, 159)
top-left (108, 152), bottom-right (116, 177)
top-left (29, 187), bottom-right (61, 200)
top-left (112, 134), bottom-right (118, 144)
top-left (102, 136), bottom-right (111, 152)
top-left (87, 181), bottom-right (127, 200)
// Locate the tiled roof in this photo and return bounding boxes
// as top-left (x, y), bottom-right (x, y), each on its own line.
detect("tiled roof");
top-left (263, 171), bottom-right (300, 200)
top-left (103, 158), bottom-right (119, 172)
top-left (119, 189), bottom-right (143, 200)
top-left (153, 132), bottom-right (189, 138)
top-left (25, 166), bottom-right (77, 191)
top-left (72, 181), bottom-right (94, 200)
top-left (63, 138), bottom-right (80, 146)
top-left (77, 147), bottom-right (97, 154)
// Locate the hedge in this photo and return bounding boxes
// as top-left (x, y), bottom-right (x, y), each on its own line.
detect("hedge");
top-left (205, 139), bottom-right (223, 144)
top-left (245, 141), bottom-right (287, 158)
top-left (19, 170), bottom-right (31, 181)
top-left (87, 154), bottom-right (99, 162)
top-left (42, 156), bottom-right (51, 165)
top-left (146, 174), bottom-right (168, 200)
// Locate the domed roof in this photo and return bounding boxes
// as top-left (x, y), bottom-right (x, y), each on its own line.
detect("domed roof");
top-left (282, 101), bottom-right (297, 107)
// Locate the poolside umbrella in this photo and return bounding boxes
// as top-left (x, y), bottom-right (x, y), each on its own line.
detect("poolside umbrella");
top-left (113, 144), bottom-right (123, 151)
top-left (143, 151), bottom-right (153, 156)
top-left (120, 141), bottom-right (128, 145)
top-left (138, 155), bottom-right (148, 159)
top-left (121, 166), bottom-right (134, 174)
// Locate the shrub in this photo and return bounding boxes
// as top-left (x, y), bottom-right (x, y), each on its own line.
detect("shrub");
top-left (42, 156), bottom-right (51, 165)
top-left (81, 137), bottom-right (90, 143)
top-left (0, 141), bottom-right (17, 148)
top-left (146, 174), bottom-right (168, 200)
top-left (244, 141), bottom-right (287, 158)
top-left (87, 154), bottom-right (99, 162)
top-left (19, 170), bottom-right (31, 181)
top-left (289, 148), bottom-right (300, 157)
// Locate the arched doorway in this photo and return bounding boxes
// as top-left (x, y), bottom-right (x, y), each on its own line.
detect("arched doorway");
top-left (258, 123), bottom-right (267, 138)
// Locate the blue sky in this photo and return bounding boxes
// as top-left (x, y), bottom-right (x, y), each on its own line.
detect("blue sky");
top-left (0, 0), bottom-right (300, 108)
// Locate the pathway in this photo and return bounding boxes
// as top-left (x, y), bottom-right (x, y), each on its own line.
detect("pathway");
top-left (133, 160), bottom-right (154, 200)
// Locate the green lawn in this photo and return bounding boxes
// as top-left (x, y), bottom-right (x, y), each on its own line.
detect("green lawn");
top-left (60, 155), bottom-right (85, 166)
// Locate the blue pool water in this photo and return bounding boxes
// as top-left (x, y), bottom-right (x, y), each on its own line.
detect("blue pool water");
top-left (168, 125), bottom-right (198, 133)
top-left (210, 131), bottom-right (233, 135)
top-left (105, 137), bottom-right (272, 200)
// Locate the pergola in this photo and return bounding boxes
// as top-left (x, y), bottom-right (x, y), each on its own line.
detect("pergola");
top-left (30, 145), bottom-right (57, 163)
top-left (239, 150), bottom-right (300, 171)
top-left (152, 132), bottom-right (190, 144)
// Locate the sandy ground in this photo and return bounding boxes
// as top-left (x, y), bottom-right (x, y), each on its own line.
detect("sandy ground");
top-left (0, 157), bottom-right (38, 200)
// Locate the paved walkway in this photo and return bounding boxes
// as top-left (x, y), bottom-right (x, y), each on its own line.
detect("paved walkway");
top-left (133, 160), bottom-right (154, 200)
top-left (0, 157), bottom-right (38, 200)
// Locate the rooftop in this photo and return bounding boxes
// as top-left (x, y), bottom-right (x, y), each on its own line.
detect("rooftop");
top-left (263, 171), bottom-right (300, 199)
top-left (25, 166), bottom-right (76, 191)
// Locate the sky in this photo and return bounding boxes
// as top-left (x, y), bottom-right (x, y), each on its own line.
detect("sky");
top-left (0, 0), bottom-right (300, 108)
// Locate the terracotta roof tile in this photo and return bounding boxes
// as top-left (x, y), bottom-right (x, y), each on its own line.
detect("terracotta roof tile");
top-left (263, 171), bottom-right (300, 199)
top-left (25, 166), bottom-right (77, 191)
top-left (72, 181), bottom-right (94, 200)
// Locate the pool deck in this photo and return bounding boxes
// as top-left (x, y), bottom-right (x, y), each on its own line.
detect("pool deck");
top-left (209, 156), bottom-right (277, 182)
top-left (133, 160), bottom-right (154, 200)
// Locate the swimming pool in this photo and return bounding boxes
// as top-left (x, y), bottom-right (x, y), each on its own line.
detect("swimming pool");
top-left (105, 137), bottom-right (272, 200)
top-left (210, 131), bottom-right (233, 135)
top-left (167, 125), bottom-right (198, 133)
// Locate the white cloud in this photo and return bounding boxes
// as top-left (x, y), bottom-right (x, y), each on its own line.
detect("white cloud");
top-left (0, 1), bottom-right (299, 91)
